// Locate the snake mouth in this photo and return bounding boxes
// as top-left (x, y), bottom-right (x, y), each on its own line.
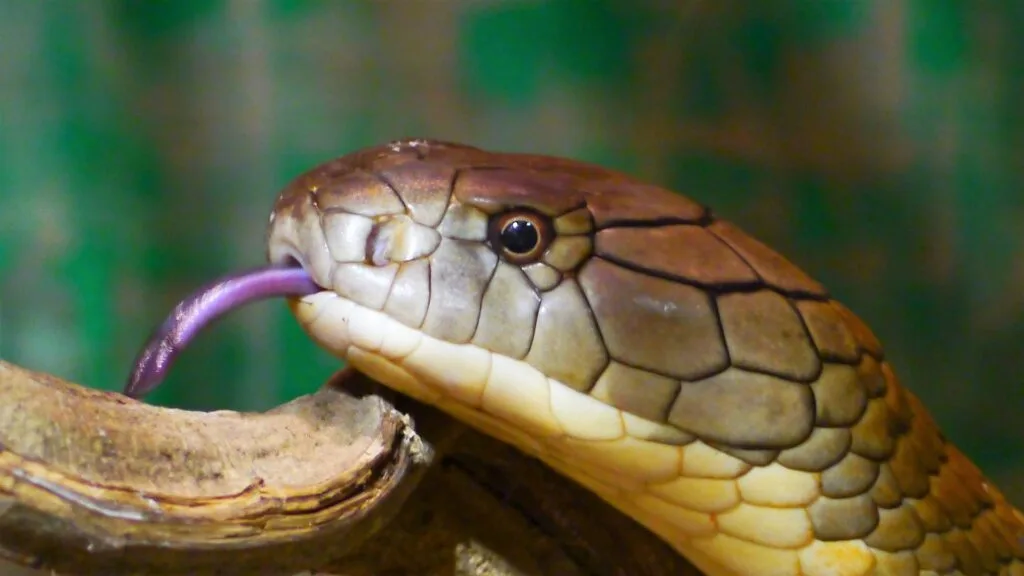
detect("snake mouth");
top-left (123, 259), bottom-right (325, 399)
top-left (123, 216), bottom-right (416, 400)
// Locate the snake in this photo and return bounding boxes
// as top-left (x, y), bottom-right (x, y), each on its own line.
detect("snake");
top-left (125, 139), bottom-right (1024, 576)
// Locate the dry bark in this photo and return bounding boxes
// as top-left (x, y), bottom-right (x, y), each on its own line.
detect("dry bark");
top-left (0, 361), bottom-right (700, 575)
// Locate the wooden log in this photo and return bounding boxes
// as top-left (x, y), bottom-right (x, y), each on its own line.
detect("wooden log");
top-left (0, 362), bottom-right (700, 575)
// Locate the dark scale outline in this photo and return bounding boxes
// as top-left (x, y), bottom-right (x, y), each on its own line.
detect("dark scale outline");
top-left (542, 237), bottom-right (594, 276)
top-left (702, 216), bottom-right (831, 300)
top-left (802, 361), bottom-right (870, 431)
top-left (522, 262), bottom-right (564, 293)
top-left (711, 290), bottom-right (825, 385)
top-left (425, 258), bottom-right (432, 332)
top-left (708, 443), bottom-right (780, 467)
top-left (780, 295), bottom-right (827, 382)
top-left (426, 236), bottom-right (501, 345)
top-left (380, 259), bottom-right (432, 331)
top-left (578, 261), bottom-right (728, 380)
top-left (576, 256), bottom-right (732, 382)
top-left (593, 232), bottom-right (831, 301)
top-left (700, 283), bottom-right (732, 379)
top-left (595, 250), bottom-right (771, 296)
top-left (776, 427), bottom-right (854, 472)
top-left (311, 167), bottom-right (409, 219)
top-left (787, 297), bottom-right (865, 367)
top-left (375, 163), bottom-right (457, 228)
top-left (466, 251), bottom-right (529, 358)
top-left (569, 270), bottom-right (614, 395)
top-left (374, 171), bottom-right (411, 213)
top-left (594, 216), bottom-right (709, 229)
top-left (522, 275), bottom-right (612, 395)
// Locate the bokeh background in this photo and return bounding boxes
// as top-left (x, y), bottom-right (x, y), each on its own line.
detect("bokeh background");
top-left (0, 0), bottom-right (1021, 508)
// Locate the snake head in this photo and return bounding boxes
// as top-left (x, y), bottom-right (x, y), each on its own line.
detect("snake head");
top-left (262, 138), bottom-right (841, 455)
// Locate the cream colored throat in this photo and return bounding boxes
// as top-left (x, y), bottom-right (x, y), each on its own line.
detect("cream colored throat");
top-left (290, 292), bottom-right (879, 576)
top-left (289, 291), bottom-right (668, 456)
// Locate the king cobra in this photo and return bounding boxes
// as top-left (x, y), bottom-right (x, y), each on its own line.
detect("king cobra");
top-left (126, 139), bottom-right (1024, 576)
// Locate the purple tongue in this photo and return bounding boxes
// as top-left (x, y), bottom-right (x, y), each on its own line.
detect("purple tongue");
top-left (124, 265), bottom-right (321, 399)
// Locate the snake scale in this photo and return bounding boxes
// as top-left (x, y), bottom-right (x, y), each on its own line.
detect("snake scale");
top-left (129, 139), bottom-right (1024, 576)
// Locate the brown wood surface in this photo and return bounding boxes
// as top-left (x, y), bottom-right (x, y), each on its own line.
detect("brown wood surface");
top-left (0, 362), bottom-right (701, 575)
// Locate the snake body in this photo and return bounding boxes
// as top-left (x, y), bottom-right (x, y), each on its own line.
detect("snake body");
top-left (165, 138), bottom-right (1024, 575)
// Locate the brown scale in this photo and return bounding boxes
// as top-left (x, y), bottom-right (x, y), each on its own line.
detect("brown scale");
top-left (272, 139), bottom-right (1024, 575)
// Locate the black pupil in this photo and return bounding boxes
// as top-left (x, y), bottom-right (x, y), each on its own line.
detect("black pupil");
top-left (500, 219), bottom-right (539, 254)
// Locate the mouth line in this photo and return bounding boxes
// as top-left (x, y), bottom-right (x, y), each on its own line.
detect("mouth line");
top-left (123, 260), bottom-right (325, 399)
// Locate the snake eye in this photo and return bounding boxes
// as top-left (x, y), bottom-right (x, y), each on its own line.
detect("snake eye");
top-left (489, 210), bottom-right (553, 264)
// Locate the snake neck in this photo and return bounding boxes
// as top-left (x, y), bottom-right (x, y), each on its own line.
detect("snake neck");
top-left (291, 293), bottom-right (1024, 576)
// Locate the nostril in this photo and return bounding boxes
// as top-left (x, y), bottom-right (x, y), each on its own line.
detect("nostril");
top-left (269, 243), bottom-right (309, 272)
top-left (279, 254), bottom-right (303, 269)
top-left (362, 215), bottom-right (440, 267)
top-left (365, 223), bottom-right (390, 267)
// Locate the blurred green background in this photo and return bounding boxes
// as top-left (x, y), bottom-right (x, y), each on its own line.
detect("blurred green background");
top-left (0, 0), bottom-right (1020, 504)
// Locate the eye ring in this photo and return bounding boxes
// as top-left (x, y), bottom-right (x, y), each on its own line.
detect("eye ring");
top-left (488, 210), bottom-right (554, 264)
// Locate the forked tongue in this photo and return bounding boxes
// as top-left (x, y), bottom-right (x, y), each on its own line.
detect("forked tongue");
top-left (124, 265), bottom-right (320, 399)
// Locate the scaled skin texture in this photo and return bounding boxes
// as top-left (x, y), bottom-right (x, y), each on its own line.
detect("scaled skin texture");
top-left (266, 139), bottom-right (1024, 576)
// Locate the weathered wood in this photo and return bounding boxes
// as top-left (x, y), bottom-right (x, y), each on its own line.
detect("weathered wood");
top-left (0, 362), bottom-right (427, 575)
top-left (0, 362), bottom-right (701, 575)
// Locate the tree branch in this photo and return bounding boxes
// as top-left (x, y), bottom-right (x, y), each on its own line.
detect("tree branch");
top-left (0, 361), bottom-right (701, 575)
